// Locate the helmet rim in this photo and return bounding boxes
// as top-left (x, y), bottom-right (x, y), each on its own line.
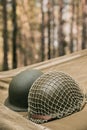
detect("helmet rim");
top-left (4, 97), bottom-right (27, 112)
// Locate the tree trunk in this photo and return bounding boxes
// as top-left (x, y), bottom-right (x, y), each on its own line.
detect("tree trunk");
top-left (76, 1), bottom-right (80, 51)
top-left (51, 0), bottom-right (55, 58)
top-left (41, 0), bottom-right (45, 61)
top-left (82, 0), bottom-right (87, 49)
top-left (47, 1), bottom-right (51, 59)
top-left (70, 1), bottom-right (75, 53)
top-left (58, 1), bottom-right (66, 56)
top-left (2, 0), bottom-right (9, 70)
top-left (12, 0), bottom-right (17, 69)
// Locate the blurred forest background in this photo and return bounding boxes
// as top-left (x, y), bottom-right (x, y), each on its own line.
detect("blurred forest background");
top-left (0, 0), bottom-right (87, 71)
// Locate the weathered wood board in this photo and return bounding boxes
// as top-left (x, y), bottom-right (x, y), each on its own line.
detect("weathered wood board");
top-left (0, 49), bottom-right (87, 130)
top-left (0, 104), bottom-right (50, 130)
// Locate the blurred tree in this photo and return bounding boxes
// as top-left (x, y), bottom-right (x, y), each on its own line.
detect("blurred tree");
top-left (2, 0), bottom-right (9, 70)
top-left (12, 0), bottom-right (17, 69)
top-left (82, 0), bottom-right (87, 49)
top-left (70, 0), bottom-right (75, 53)
top-left (51, 0), bottom-right (55, 58)
top-left (0, 0), bottom-right (87, 71)
top-left (76, 0), bottom-right (79, 51)
top-left (17, 0), bottom-right (36, 65)
top-left (41, 0), bottom-right (45, 61)
top-left (47, 0), bottom-right (55, 59)
top-left (47, 1), bottom-right (51, 59)
top-left (58, 1), bottom-right (66, 56)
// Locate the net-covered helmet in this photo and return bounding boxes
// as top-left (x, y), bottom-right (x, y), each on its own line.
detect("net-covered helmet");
top-left (4, 69), bottom-right (43, 112)
top-left (28, 71), bottom-right (85, 124)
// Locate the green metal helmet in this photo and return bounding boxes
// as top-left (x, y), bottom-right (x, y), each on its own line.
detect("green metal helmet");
top-left (28, 71), bottom-right (85, 124)
top-left (4, 69), bottom-right (43, 112)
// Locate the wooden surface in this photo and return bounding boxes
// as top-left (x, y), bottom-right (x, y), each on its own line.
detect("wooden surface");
top-left (0, 104), bottom-right (50, 130)
top-left (0, 49), bottom-right (87, 130)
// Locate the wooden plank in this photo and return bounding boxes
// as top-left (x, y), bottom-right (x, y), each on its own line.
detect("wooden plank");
top-left (0, 104), bottom-right (51, 130)
top-left (0, 49), bottom-right (87, 79)
top-left (43, 105), bottom-right (87, 130)
top-left (0, 78), bottom-right (12, 83)
top-left (0, 81), bottom-right (9, 89)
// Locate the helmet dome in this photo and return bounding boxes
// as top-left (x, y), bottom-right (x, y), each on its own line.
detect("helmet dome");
top-left (4, 69), bottom-right (43, 112)
top-left (28, 71), bottom-right (85, 124)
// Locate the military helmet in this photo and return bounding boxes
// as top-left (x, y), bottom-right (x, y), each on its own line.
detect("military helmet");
top-left (28, 71), bottom-right (85, 124)
top-left (4, 69), bottom-right (43, 112)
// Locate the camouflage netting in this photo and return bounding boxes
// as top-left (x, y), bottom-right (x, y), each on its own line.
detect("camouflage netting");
top-left (28, 71), bottom-right (86, 124)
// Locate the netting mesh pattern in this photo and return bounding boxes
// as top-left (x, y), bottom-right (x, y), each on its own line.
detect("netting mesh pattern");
top-left (28, 71), bottom-right (85, 124)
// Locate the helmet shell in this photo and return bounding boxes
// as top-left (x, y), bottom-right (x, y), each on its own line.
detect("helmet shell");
top-left (28, 71), bottom-right (85, 124)
top-left (4, 69), bottom-right (43, 112)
